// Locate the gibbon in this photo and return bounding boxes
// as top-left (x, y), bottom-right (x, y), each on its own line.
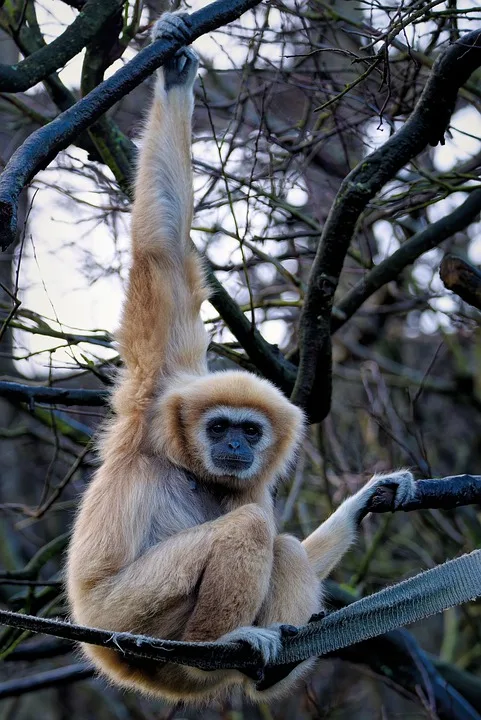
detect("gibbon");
top-left (67, 12), bottom-right (416, 705)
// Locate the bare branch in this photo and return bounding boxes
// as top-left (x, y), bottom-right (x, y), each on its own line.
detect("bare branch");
top-left (207, 269), bottom-right (297, 394)
top-left (0, 381), bottom-right (108, 406)
top-left (365, 474), bottom-right (481, 517)
top-left (333, 188), bottom-right (481, 331)
top-left (0, 664), bottom-right (93, 699)
top-left (291, 29), bottom-right (481, 423)
top-left (0, 0), bottom-right (126, 93)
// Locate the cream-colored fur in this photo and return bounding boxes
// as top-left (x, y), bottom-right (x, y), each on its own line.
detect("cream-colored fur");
top-left (66, 13), bottom-right (416, 705)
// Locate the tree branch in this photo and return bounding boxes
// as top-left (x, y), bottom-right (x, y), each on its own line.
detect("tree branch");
top-left (0, 0), bottom-right (264, 251)
top-left (291, 29), bottom-right (481, 422)
top-left (207, 269), bottom-right (297, 394)
top-left (440, 253), bottom-right (481, 311)
top-left (0, 0), bottom-right (126, 93)
top-left (0, 664), bottom-right (93, 699)
top-left (364, 474), bottom-right (481, 517)
top-left (333, 188), bottom-right (481, 331)
top-left (0, 381), bottom-right (108, 406)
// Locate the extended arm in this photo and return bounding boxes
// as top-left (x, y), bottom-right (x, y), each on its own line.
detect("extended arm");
top-left (302, 470), bottom-right (416, 577)
top-left (118, 16), bottom-right (208, 410)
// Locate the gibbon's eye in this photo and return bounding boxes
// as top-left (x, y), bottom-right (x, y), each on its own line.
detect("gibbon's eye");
top-left (207, 419), bottom-right (229, 436)
top-left (242, 422), bottom-right (262, 440)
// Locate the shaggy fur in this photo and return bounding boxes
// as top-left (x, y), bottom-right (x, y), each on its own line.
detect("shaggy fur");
top-left (67, 13), bottom-right (416, 705)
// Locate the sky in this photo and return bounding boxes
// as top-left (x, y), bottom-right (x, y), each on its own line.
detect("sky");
top-left (10, 0), bottom-right (481, 377)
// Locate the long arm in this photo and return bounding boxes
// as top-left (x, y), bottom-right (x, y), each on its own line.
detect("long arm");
top-left (117, 19), bottom-right (208, 412)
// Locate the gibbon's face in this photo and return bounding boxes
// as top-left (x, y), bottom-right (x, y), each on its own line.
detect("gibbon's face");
top-left (199, 406), bottom-right (274, 479)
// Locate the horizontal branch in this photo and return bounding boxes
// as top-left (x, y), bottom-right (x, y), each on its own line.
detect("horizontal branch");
top-left (0, 381), bottom-right (108, 406)
top-left (365, 474), bottom-right (481, 516)
top-left (0, 0), bottom-right (263, 250)
top-left (0, 664), bottom-right (93, 700)
top-left (440, 253), bottom-right (481, 311)
top-left (291, 30), bottom-right (481, 422)
top-left (0, 0), bottom-right (125, 93)
top-left (333, 188), bottom-right (481, 331)
top-left (0, 610), bottom-right (253, 671)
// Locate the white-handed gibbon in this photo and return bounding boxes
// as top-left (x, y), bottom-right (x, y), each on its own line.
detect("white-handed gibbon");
top-left (67, 12), bottom-right (416, 705)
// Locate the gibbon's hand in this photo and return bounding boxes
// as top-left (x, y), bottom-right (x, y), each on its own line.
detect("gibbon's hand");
top-left (151, 11), bottom-right (193, 45)
top-left (151, 13), bottom-right (199, 92)
top-left (360, 469), bottom-right (417, 519)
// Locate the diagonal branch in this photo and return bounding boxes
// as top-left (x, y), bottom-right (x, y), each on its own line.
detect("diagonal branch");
top-left (0, 0), bottom-right (126, 93)
top-left (333, 187), bottom-right (481, 331)
top-left (207, 270), bottom-right (297, 394)
top-left (291, 29), bottom-right (481, 423)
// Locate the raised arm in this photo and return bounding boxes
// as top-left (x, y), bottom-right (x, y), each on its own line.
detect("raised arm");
top-left (118, 16), bottom-right (208, 405)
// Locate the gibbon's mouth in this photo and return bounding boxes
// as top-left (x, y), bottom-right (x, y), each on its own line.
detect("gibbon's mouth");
top-left (213, 456), bottom-right (253, 472)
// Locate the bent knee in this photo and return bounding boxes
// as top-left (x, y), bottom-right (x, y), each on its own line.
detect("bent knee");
top-left (226, 504), bottom-right (274, 544)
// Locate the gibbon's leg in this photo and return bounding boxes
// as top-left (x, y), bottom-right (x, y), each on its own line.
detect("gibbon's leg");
top-left (181, 505), bottom-right (276, 644)
top-left (83, 504), bottom-right (286, 700)
top-left (243, 535), bottom-right (320, 699)
top-left (256, 535), bottom-right (320, 627)
top-left (302, 470), bottom-right (416, 577)
top-left (244, 471), bottom-right (417, 698)
top-left (92, 505), bottom-right (280, 657)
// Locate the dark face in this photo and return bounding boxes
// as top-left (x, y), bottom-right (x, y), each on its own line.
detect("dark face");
top-left (207, 416), bottom-right (263, 474)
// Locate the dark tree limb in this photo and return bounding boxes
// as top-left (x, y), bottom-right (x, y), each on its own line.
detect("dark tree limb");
top-left (333, 188), bottom-right (481, 331)
top-left (0, 663), bottom-right (93, 699)
top-left (364, 474), bottom-right (481, 517)
top-left (79, 3), bottom-right (137, 195)
top-left (207, 270), bottom-right (297, 394)
top-left (0, 381), bottom-right (108, 406)
top-left (291, 29), bottom-right (481, 423)
top-left (0, 0), bottom-right (126, 93)
top-left (331, 630), bottom-right (481, 720)
top-left (0, 0), bottom-right (265, 251)
top-left (440, 253), bottom-right (481, 311)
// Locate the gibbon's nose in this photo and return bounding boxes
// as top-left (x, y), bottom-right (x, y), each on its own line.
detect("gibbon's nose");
top-left (228, 440), bottom-right (241, 450)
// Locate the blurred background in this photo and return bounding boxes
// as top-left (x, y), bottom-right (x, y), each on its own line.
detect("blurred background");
top-left (0, 0), bottom-right (481, 717)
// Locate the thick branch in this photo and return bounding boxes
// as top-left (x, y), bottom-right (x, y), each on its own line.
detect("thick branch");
top-left (440, 253), bottom-right (481, 311)
top-left (365, 475), bottom-right (481, 517)
top-left (333, 188), bottom-right (481, 331)
top-left (0, 0), bottom-right (125, 93)
top-left (0, 0), bottom-right (264, 251)
top-left (0, 381), bottom-right (108, 406)
top-left (291, 29), bottom-right (481, 422)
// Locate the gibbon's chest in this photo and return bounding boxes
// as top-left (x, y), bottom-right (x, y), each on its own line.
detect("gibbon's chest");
top-left (143, 462), bottom-right (226, 545)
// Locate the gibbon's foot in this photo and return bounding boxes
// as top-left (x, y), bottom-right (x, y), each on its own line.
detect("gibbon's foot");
top-left (217, 625), bottom-right (286, 666)
top-left (151, 12), bottom-right (193, 45)
top-left (163, 47), bottom-right (199, 91)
